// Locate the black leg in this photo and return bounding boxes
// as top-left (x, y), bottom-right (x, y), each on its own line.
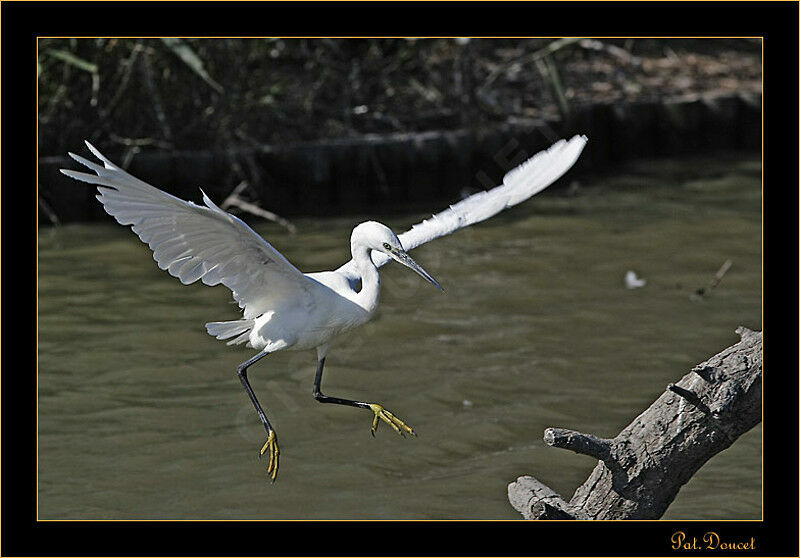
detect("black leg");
top-left (237, 350), bottom-right (274, 431)
top-left (312, 357), bottom-right (370, 410)
top-left (311, 357), bottom-right (416, 437)
top-left (237, 350), bottom-right (279, 481)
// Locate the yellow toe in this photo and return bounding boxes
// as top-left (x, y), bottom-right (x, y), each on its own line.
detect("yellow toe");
top-left (259, 431), bottom-right (280, 482)
top-left (368, 403), bottom-right (416, 437)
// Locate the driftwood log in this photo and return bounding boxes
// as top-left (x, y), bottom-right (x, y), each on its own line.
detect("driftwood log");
top-left (508, 326), bottom-right (762, 520)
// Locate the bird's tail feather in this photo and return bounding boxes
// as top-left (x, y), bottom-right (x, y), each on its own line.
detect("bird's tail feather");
top-left (205, 319), bottom-right (254, 345)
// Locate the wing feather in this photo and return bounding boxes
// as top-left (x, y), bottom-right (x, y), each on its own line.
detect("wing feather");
top-left (336, 135), bottom-right (588, 281)
top-left (61, 142), bottom-right (311, 319)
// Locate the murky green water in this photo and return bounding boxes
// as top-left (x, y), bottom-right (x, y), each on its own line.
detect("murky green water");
top-left (38, 155), bottom-right (761, 520)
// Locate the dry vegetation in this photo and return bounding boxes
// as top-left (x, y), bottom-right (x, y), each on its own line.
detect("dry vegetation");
top-left (38, 38), bottom-right (761, 156)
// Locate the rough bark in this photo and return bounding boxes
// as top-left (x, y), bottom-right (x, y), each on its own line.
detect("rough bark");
top-left (508, 326), bottom-right (762, 520)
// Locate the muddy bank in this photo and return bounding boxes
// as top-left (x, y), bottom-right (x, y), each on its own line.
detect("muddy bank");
top-left (40, 90), bottom-right (759, 224)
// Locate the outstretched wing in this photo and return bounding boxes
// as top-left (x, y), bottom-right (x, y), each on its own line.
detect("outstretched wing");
top-left (61, 142), bottom-right (312, 320)
top-left (336, 134), bottom-right (588, 282)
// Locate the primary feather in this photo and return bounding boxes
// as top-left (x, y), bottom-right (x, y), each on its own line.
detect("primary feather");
top-left (336, 134), bottom-right (587, 283)
top-left (60, 141), bottom-right (313, 324)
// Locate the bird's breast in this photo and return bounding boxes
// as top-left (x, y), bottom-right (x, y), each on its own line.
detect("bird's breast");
top-left (284, 270), bottom-right (377, 350)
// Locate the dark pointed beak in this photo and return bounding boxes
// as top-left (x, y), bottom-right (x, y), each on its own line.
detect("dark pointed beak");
top-left (390, 250), bottom-right (443, 291)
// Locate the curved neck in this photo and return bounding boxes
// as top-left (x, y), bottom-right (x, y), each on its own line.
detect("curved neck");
top-left (351, 243), bottom-right (381, 314)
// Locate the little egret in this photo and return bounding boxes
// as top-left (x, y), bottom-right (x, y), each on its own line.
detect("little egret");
top-left (61, 134), bottom-right (587, 482)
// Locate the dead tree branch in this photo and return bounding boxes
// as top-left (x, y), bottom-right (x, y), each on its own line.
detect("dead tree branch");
top-left (508, 326), bottom-right (762, 520)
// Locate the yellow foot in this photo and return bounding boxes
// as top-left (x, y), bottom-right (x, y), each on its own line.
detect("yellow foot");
top-left (259, 430), bottom-right (280, 482)
top-left (368, 403), bottom-right (416, 437)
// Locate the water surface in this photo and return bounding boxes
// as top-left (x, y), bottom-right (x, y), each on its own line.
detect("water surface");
top-left (38, 155), bottom-right (762, 519)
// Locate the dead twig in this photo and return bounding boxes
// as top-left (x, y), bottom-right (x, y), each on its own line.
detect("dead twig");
top-left (108, 134), bottom-right (173, 150)
top-left (100, 42), bottom-right (144, 120)
top-left (221, 181), bottom-right (297, 234)
top-left (38, 195), bottom-right (61, 225)
top-left (141, 49), bottom-right (173, 142)
top-left (479, 37), bottom-right (582, 96)
top-left (578, 39), bottom-right (641, 66)
top-left (692, 259), bottom-right (733, 299)
top-left (535, 54), bottom-right (570, 119)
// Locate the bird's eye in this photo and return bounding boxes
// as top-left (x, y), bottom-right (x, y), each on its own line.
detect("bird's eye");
top-left (383, 242), bottom-right (392, 250)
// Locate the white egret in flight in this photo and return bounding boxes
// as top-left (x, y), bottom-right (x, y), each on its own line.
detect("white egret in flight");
top-left (61, 134), bottom-right (587, 482)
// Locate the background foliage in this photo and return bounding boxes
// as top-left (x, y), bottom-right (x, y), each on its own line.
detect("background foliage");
top-left (38, 38), bottom-right (760, 156)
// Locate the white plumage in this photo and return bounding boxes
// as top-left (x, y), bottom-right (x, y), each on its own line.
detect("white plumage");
top-left (61, 134), bottom-right (587, 481)
top-left (336, 135), bottom-right (587, 283)
top-left (62, 143), bottom-right (310, 324)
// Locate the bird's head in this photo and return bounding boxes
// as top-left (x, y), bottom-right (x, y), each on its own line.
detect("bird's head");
top-left (352, 221), bottom-right (443, 290)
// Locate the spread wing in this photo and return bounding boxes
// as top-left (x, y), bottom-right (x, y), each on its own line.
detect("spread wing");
top-left (336, 134), bottom-right (588, 283)
top-left (60, 142), bottom-right (312, 320)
